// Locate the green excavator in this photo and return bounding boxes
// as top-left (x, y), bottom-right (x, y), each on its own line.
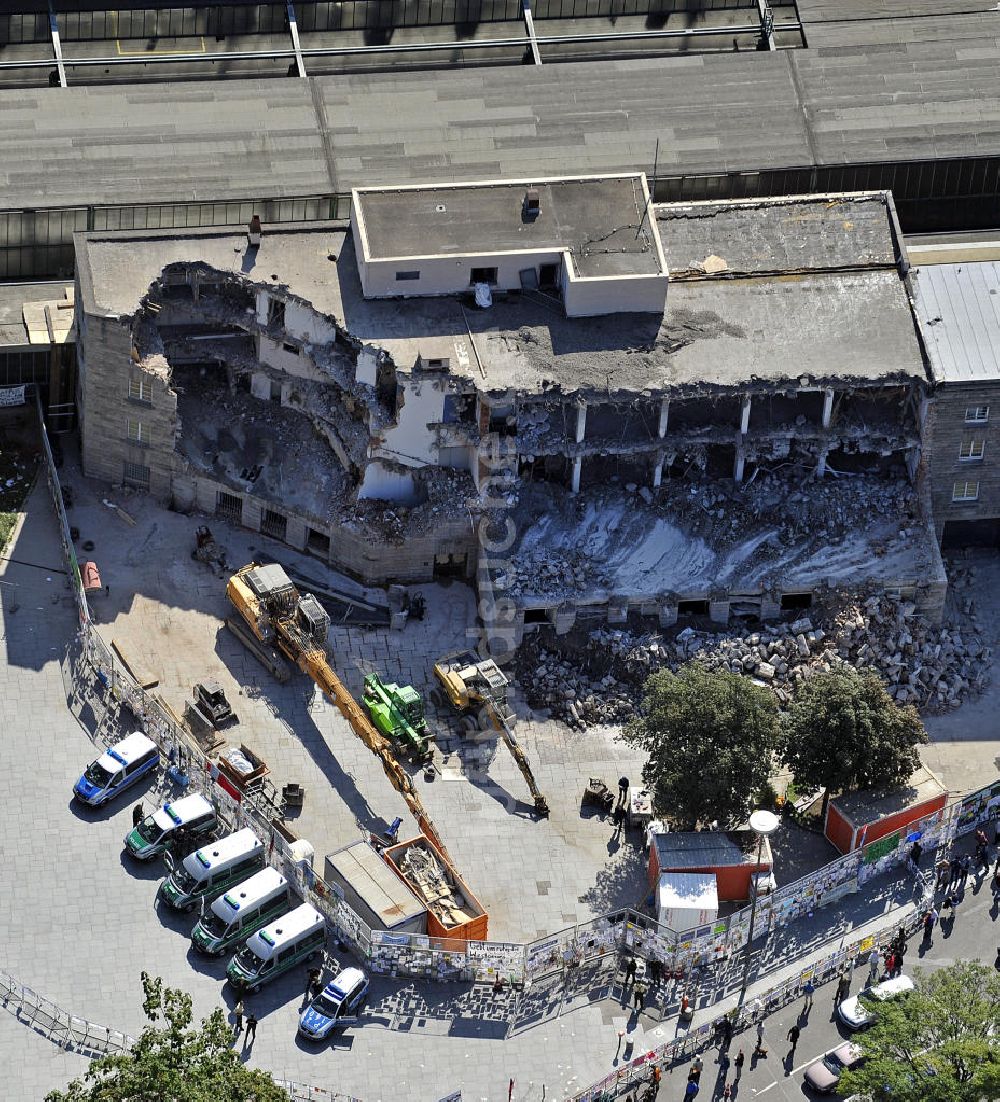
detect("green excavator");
top-left (362, 673), bottom-right (433, 762)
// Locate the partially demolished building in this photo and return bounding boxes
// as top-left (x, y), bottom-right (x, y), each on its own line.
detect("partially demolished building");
top-left (72, 176), bottom-right (947, 641)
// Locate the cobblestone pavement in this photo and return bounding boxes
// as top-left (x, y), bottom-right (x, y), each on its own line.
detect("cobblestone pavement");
top-left (4, 467), bottom-right (998, 1101)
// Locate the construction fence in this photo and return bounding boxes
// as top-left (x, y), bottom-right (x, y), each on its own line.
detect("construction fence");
top-left (564, 887), bottom-right (938, 1102)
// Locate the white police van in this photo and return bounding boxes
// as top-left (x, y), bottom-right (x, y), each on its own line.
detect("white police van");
top-left (191, 867), bottom-right (291, 956)
top-left (226, 903), bottom-right (326, 993)
top-left (158, 828), bottom-right (264, 912)
top-left (124, 793), bottom-right (218, 861)
top-left (73, 732), bottom-right (159, 807)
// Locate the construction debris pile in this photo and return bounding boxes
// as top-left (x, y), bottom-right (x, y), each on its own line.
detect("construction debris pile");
top-left (349, 467), bottom-right (477, 543)
top-left (497, 548), bottom-right (608, 598)
top-left (517, 584), bottom-right (992, 728)
top-left (399, 841), bottom-right (476, 930)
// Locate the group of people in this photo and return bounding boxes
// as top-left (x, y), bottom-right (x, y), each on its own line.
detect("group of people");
top-left (623, 953), bottom-right (664, 1012)
top-left (230, 999), bottom-right (258, 1045)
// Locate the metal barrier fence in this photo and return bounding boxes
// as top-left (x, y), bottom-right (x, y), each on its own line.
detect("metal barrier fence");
top-left (0, 969), bottom-right (136, 1058)
top-left (566, 888), bottom-right (935, 1102)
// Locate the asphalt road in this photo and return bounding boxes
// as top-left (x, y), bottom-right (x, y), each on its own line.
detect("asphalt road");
top-left (668, 865), bottom-right (1000, 1102)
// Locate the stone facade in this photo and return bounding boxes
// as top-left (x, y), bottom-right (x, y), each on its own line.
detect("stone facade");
top-left (923, 382), bottom-right (1000, 544)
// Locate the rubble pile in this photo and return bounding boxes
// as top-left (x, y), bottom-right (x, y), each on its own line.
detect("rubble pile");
top-left (517, 588), bottom-right (992, 729)
top-left (649, 470), bottom-right (917, 553)
top-left (497, 549), bottom-right (608, 597)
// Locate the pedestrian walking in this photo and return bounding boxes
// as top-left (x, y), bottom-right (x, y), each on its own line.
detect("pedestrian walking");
top-left (617, 776), bottom-right (630, 807)
top-left (935, 856), bottom-right (950, 890)
top-left (867, 948), bottom-right (880, 984)
top-left (612, 804), bottom-right (626, 834)
top-left (909, 840), bottom-right (923, 868)
top-left (625, 957), bottom-right (638, 985)
top-left (976, 827), bottom-right (989, 851)
top-left (232, 998), bottom-right (244, 1038)
top-left (754, 1020), bottom-right (766, 1057)
top-left (307, 966), bottom-right (322, 996)
top-left (949, 856), bottom-right (962, 888)
top-left (244, 1013), bottom-right (258, 1044)
top-left (633, 979), bottom-right (648, 1010)
top-left (649, 957), bottom-right (662, 985)
top-left (132, 802), bottom-right (144, 828)
top-left (786, 1024), bottom-right (800, 1054)
top-left (717, 1013), bottom-right (734, 1049)
top-left (691, 1055), bottom-right (703, 1075)
top-left (687, 1066), bottom-right (701, 1083)
top-left (883, 951), bottom-right (897, 979)
top-left (684, 1081), bottom-right (699, 1099)
top-left (802, 978), bottom-right (815, 1009)
top-left (922, 907), bottom-right (937, 941)
top-left (961, 854), bottom-right (972, 883)
top-left (734, 1050), bottom-right (745, 1077)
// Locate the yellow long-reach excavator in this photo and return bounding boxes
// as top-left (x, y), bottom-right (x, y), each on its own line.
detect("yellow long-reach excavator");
top-left (434, 650), bottom-right (550, 819)
top-left (227, 562), bottom-right (454, 864)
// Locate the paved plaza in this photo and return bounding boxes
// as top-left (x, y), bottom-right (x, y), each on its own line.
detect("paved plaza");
top-left (1, 466), bottom-right (998, 1101)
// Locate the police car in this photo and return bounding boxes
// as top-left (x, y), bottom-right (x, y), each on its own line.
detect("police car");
top-left (73, 732), bottom-right (159, 807)
top-left (297, 968), bottom-right (369, 1041)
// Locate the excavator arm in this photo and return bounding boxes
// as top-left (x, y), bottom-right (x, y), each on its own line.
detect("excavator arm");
top-left (290, 635), bottom-right (455, 863)
top-left (485, 703), bottom-right (550, 818)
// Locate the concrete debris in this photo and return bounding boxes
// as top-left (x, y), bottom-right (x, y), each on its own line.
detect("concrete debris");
top-left (495, 548), bottom-right (608, 598)
top-left (516, 583), bottom-right (991, 729)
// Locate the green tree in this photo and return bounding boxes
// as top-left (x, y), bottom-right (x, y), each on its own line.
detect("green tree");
top-left (45, 973), bottom-right (288, 1102)
top-left (838, 960), bottom-right (1000, 1102)
top-left (782, 666), bottom-right (927, 819)
top-left (620, 661), bottom-right (782, 828)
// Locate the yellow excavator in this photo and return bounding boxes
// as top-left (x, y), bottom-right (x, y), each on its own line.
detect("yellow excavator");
top-left (433, 650), bottom-right (550, 819)
top-left (227, 562), bottom-right (454, 864)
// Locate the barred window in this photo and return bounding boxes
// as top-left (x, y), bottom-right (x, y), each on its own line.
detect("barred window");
top-left (123, 461), bottom-right (150, 489)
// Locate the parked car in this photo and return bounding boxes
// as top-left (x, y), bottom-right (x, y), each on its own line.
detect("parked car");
top-left (804, 1040), bottom-right (863, 1092)
top-left (297, 968), bottom-right (369, 1041)
top-left (837, 974), bottom-right (915, 1030)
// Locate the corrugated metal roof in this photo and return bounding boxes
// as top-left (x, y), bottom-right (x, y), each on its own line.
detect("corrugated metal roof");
top-left (913, 262), bottom-right (1000, 384)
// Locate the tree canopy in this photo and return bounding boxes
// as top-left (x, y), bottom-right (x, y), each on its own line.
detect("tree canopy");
top-left (45, 973), bottom-right (288, 1102)
top-left (620, 661), bottom-right (782, 828)
top-left (838, 960), bottom-right (1000, 1102)
top-left (782, 666), bottom-right (927, 817)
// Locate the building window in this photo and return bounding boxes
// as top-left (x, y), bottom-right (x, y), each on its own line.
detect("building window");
top-left (281, 342), bottom-right (299, 356)
top-left (470, 266), bottom-right (498, 285)
top-left (965, 406), bottom-right (990, 423)
top-left (267, 296), bottom-right (285, 327)
top-left (128, 377), bottom-right (152, 404)
top-left (126, 418), bottom-right (148, 447)
top-left (395, 271), bottom-right (420, 282)
top-left (959, 439), bottom-right (985, 462)
top-left (123, 461), bottom-right (150, 489)
top-left (952, 480), bottom-right (980, 502)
